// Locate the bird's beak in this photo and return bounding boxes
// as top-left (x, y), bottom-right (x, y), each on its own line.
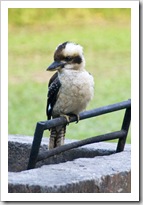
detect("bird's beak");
top-left (46, 61), bottom-right (66, 71)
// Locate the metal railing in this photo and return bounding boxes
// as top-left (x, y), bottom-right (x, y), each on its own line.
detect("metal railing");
top-left (27, 99), bottom-right (131, 170)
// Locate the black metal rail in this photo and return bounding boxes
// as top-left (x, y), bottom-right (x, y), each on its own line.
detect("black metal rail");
top-left (27, 99), bottom-right (131, 170)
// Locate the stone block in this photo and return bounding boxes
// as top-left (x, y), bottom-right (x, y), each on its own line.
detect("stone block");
top-left (8, 135), bottom-right (131, 193)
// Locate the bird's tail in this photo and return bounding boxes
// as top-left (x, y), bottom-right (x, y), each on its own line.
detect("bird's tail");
top-left (48, 125), bottom-right (66, 149)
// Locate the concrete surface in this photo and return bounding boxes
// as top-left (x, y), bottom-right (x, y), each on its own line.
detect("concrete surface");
top-left (8, 135), bottom-right (131, 193)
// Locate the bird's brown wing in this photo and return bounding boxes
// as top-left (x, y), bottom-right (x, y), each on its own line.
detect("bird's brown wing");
top-left (46, 72), bottom-right (61, 120)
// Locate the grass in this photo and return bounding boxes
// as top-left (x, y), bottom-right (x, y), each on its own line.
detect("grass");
top-left (8, 8), bottom-right (131, 143)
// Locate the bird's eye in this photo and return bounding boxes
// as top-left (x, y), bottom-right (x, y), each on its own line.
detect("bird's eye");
top-left (65, 56), bottom-right (72, 61)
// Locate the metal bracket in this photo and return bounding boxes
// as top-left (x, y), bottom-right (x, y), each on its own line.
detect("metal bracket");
top-left (27, 99), bottom-right (131, 170)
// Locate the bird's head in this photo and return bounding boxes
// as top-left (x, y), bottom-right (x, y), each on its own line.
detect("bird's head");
top-left (47, 41), bottom-right (85, 72)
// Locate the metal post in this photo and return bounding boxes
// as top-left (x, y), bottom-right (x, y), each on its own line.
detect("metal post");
top-left (116, 107), bottom-right (131, 152)
top-left (27, 122), bottom-right (44, 170)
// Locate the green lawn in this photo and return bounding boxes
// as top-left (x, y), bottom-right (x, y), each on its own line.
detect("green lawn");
top-left (8, 8), bottom-right (131, 143)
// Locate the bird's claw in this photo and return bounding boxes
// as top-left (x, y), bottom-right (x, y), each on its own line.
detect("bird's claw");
top-left (75, 114), bottom-right (80, 123)
top-left (60, 114), bottom-right (80, 125)
top-left (60, 114), bottom-right (70, 125)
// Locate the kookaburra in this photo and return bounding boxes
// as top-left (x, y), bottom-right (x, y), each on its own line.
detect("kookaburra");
top-left (46, 41), bottom-right (94, 149)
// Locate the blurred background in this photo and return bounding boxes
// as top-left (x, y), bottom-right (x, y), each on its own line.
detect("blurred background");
top-left (8, 8), bottom-right (131, 143)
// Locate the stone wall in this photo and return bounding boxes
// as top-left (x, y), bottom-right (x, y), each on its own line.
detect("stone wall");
top-left (8, 135), bottom-right (131, 193)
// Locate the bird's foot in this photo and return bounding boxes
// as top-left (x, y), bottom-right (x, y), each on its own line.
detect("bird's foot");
top-left (60, 113), bottom-right (80, 125)
top-left (67, 113), bottom-right (80, 124)
top-left (75, 114), bottom-right (80, 123)
top-left (60, 114), bottom-right (70, 125)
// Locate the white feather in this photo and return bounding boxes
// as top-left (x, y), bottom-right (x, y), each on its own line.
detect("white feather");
top-left (64, 42), bottom-right (83, 57)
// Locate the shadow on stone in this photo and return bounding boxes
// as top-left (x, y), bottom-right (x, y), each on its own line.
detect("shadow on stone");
top-left (8, 135), bottom-right (115, 172)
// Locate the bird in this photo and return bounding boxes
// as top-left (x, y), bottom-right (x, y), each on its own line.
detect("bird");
top-left (46, 41), bottom-right (94, 149)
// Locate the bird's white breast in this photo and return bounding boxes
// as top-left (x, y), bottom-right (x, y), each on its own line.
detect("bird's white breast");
top-left (52, 69), bottom-right (94, 117)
